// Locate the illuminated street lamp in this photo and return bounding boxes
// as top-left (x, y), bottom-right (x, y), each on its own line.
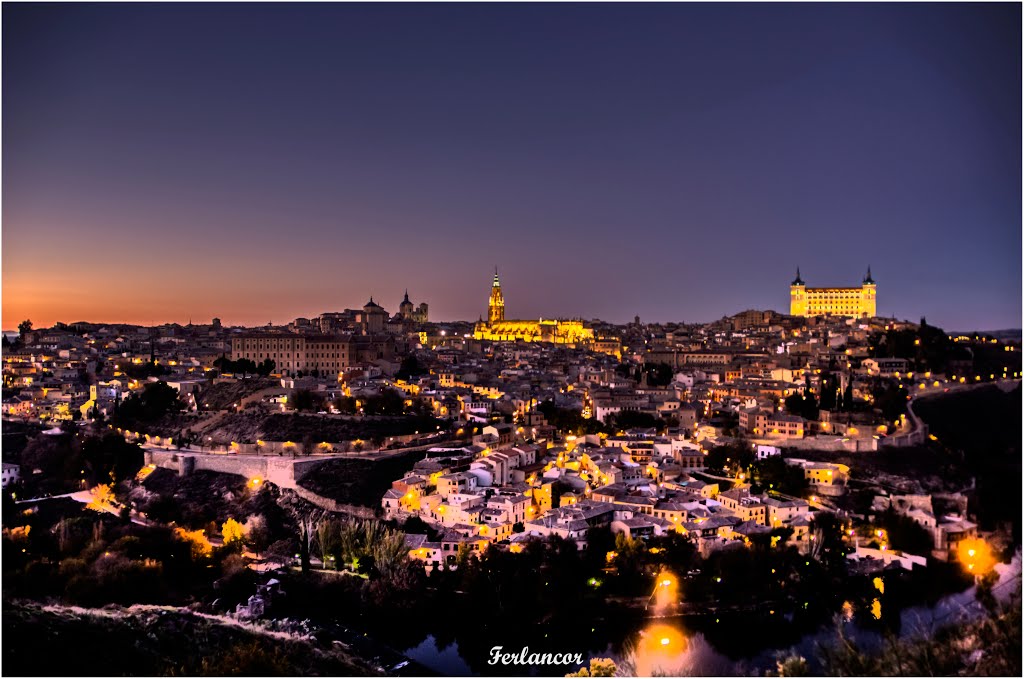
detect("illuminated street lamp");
top-left (956, 537), bottom-right (995, 579)
top-left (647, 570), bottom-right (678, 613)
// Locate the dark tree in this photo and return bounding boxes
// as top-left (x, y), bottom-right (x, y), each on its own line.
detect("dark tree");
top-left (122, 361), bottom-right (170, 380)
top-left (800, 391), bottom-right (819, 420)
top-left (213, 354), bottom-right (233, 372)
top-left (256, 358), bottom-right (276, 376)
top-left (80, 433), bottom-right (145, 484)
top-left (291, 389), bottom-right (322, 412)
top-left (115, 381), bottom-right (184, 422)
top-left (536, 399), bottom-right (606, 435)
top-left (402, 515), bottom-right (436, 538)
top-left (640, 362), bottom-right (674, 387)
top-left (612, 410), bottom-right (661, 431)
top-left (332, 395), bottom-right (357, 414)
top-left (234, 358), bottom-right (257, 377)
top-left (750, 455), bottom-right (808, 496)
top-left (363, 390), bottom-right (405, 416)
top-left (396, 355), bottom-right (427, 381)
top-left (818, 372), bottom-right (839, 411)
top-left (704, 443), bottom-right (754, 474)
top-left (878, 509), bottom-right (935, 554)
top-left (784, 393), bottom-right (804, 416)
top-left (873, 383), bottom-right (909, 423)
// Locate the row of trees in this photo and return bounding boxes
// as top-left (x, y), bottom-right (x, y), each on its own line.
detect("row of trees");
top-left (702, 443), bottom-right (810, 496)
top-left (535, 399), bottom-right (674, 435)
top-left (870, 318), bottom-right (968, 374)
top-left (816, 371), bottom-right (856, 412)
top-left (286, 511), bottom-right (410, 580)
top-left (3, 509), bottom-right (227, 608)
top-left (315, 518), bottom-right (408, 578)
top-left (784, 372), bottom-right (857, 421)
top-left (212, 356), bottom-right (276, 377)
top-left (19, 430), bottom-right (145, 494)
top-left (290, 388), bottom-right (432, 418)
top-left (118, 360), bottom-right (170, 380)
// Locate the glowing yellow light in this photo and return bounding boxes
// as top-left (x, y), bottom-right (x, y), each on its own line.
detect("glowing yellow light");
top-left (957, 538), bottom-right (994, 577)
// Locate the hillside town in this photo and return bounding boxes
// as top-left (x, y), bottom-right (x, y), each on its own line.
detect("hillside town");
top-left (5, 274), bottom-right (1020, 562)
top-left (3, 272), bottom-right (1021, 676)
top-left (6, 2), bottom-right (1022, 675)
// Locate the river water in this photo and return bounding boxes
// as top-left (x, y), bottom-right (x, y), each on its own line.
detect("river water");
top-left (402, 553), bottom-right (1021, 676)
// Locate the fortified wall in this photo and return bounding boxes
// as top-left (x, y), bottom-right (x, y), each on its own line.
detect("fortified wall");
top-left (143, 449), bottom-right (305, 488)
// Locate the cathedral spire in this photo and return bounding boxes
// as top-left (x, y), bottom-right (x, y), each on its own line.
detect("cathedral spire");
top-left (863, 266), bottom-right (874, 284)
top-left (488, 268), bottom-right (505, 324)
top-left (792, 267), bottom-right (805, 286)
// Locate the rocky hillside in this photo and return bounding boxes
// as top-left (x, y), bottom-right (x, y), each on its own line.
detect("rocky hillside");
top-left (3, 600), bottom-right (382, 676)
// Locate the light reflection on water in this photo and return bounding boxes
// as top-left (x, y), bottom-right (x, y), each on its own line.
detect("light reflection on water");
top-left (404, 635), bottom-right (473, 676)
top-left (403, 553), bottom-right (1021, 677)
top-left (619, 623), bottom-right (737, 677)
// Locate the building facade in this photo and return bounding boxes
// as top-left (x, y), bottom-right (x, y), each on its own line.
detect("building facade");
top-left (230, 333), bottom-right (352, 376)
top-left (397, 291), bottom-right (429, 323)
top-left (789, 268), bottom-right (876, 318)
top-left (355, 298), bottom-right (388, 334)
top-left (473, 271), bottom-right (594, 345)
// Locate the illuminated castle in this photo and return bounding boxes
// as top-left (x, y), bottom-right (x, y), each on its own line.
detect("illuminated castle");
top-left (473, 270), bottom-right (594, 345)
top-left (789, 268), bottom-right (877, 319)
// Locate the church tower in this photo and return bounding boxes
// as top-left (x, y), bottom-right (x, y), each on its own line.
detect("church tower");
top-left (789, 268), bottom-right (807, 317)
top-left (399, 290), bottom-right (414, 320)
top-left (488, 269), bottom-right (505, 324)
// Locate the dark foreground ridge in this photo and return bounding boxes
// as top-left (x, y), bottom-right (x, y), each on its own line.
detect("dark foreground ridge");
top-left (3, 600), bottom-right (382, 676)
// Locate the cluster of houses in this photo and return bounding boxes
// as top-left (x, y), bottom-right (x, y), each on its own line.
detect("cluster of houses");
top-left (2, 301), bottom-right (1001, 461)
top-left (382, 428), bottom-right (842, 571)
top-left (2, 321), bottom-right (228, 421)
top-left (5, 303), bottom-right (1011, 580)
top-left (870, 491), bottom-right (979, 556)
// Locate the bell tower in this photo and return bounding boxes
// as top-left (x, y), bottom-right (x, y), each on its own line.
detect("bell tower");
top-left (488, 269), bottom-right (505, 324)
top-left (790, 267), bottom-right (807, 317)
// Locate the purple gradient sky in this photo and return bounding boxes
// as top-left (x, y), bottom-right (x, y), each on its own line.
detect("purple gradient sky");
top-left (3, 3), bottom-right (1021, 330)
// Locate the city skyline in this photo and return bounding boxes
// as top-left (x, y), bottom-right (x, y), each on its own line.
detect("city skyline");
top-left (4, 3), bottom-right (1021, 330)
top-left (2, 5), bottom-right (1021, 676)
top-left (2, 266), bottom-right (1019, 332)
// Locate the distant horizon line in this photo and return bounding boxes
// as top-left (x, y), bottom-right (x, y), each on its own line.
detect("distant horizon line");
top-left (4, 315), bottom-right (1021, 336)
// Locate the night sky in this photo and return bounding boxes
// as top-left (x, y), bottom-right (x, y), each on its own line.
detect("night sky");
top-left (3, 3), bottom-right (1020, 330)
